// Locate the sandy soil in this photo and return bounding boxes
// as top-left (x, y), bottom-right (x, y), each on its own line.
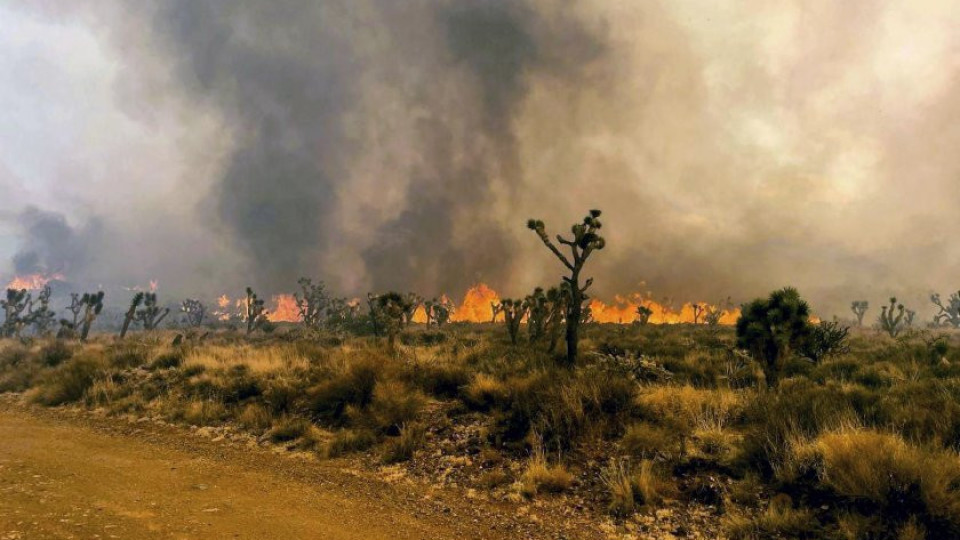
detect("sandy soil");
top-left (0, 402), bottom-right (594, 540)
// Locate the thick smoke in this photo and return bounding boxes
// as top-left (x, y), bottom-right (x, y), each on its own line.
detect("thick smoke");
top-left (10, 207), bottom-right (100, 276)
top-left (2, 1), bottom-right (959, 318)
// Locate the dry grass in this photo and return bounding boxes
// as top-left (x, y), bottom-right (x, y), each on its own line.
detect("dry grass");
top-left (519, 449), bottom-right (573, 498)
top-left (183, 344), bottom-right (310, 374)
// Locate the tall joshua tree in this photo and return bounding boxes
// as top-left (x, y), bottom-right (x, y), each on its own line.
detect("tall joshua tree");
top-left (137, 293), bottom-right (170, 331)
top-left (527, 209), bottom-right (606, 366)
top-left (1, 288), bottom-right (31, 338)
top-left (850, 300), bottom-right (869, 327)
top-left (79, 292), bottom-right (105, 342)
top-left (120, 292), bottom-right (145, 339)
top-left (244, 287), bottom-right (269, 335)
top-left (635, 305), bottom-right (653, 326)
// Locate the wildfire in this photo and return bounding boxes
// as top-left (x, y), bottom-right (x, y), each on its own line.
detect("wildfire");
top-left (4, 273), bottom-right (64, 290)
top-left (269, 294), bottom-right (301, 322)
top-left (450, 284), bottom-right (501, 323)
top-left (588, 294), bottom-right (741, 325)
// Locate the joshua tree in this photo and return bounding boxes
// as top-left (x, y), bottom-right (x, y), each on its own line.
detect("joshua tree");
top-left (634, 305), bottom-right (653, 326)
top-left (244, 287), bottom-right (269, 335)
top-left (120, 292), bottom-right (145, 339)
top-left (66, 293), bottom-right (83, 328)
top-left (136, 293), bottom-right (170, 331)
top-left (525, 287), bottom-right (548, 341)
top-left (501, 299), bottom-right (526, 345)
top-left (1, 288), bottom-right (31, 338)
top-left (692, 303), bottom-right (706, 325)
top-left (29, 286), bottom-right (56, 336)
top-left (78, 292), bottom-right (105, 342)
top-left (491, 301), bottom-right (504, 323)
top-left (879, 297), bottom-right (907, 338)
top-left (704, 298), bottom-right (731, 328)
top-left (326, 297), bottom-right (361, 333)
top-left (181, 298), bottom-right (206, 327)
top-left (294, 278), bottom-right (330, 329)
top-left (850, 300), bottom-right (869, 327)
top-left (371, 292), bottom-right (412, 349)
top-left (736, 287), bottom-right (813, 384)
top-left (424, 297), bottom-right (453, 327)
top-left (930, 291), bottom-right (960, 328)
top-left (527, 209), bottom-right (606, 366)
top-left (404, 293), bottom-right (424, 326)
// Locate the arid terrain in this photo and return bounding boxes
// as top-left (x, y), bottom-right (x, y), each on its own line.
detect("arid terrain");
top-left (1, 315), bottom-right (959, 540)
top-left (0, 398), bottom-right (597, 540)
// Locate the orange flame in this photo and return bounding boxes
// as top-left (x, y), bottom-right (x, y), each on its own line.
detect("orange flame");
top-left (588, 294), bottom-right (741, 325)
top-left (450, 284), bottom-right (501, 323)
top-left (5, 273), bottom-right (64, 290)
top-left (269, 294), bottom-right (300, 322)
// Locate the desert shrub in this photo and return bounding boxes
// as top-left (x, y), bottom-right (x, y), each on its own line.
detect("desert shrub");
top-left (30, 354), bottom-right (105, 406)
top-left (406, 361), bottom-right (469, 399)
top-left (325, 428), bottom-right (378, 458)
top-left (307, 359), bottom-right (379, 424)
top-left (179, 399), bottom-right (229, 426)
top-left (601, 458), bottom-right (669, 516)
top-left (781, 428), bottom-right (960, 537)
top-left (219, 365), bottom-right (263, 403)
top-left (262, 376), bottom-right (306, 415)
top-left (38, 341), bottom-right (73, 367)
top-left (622, 422), bottom-right (679, 460)
top-left (0, 345), bottom-right (38, 393)
top-left (107, 344), bottom-right (149, 369)
top-left (266, 416), bottom-right (312, 443)
top-left (148, 350), bottom-right (183, 370)
top-left (519, 449), bottom-right (573, 498)
top-left (238, 403), bottom-right (273, 432)
top-left (462, 373), bottom-right (509, 411)
top-left (381, 423), bottom-right (426, 463)
top-left (365, 381), bottom-right (425, 434)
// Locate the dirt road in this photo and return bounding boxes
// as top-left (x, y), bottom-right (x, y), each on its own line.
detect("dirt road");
top-left (0, 404), bottom-right (578, 540)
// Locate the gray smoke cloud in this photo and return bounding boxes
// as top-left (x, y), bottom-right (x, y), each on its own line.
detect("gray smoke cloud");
top-left (1, 1), bottom-right (958, 319)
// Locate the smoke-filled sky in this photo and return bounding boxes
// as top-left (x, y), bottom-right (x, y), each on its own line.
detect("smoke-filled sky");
top-left (1, 1), bottom-right (958, 317)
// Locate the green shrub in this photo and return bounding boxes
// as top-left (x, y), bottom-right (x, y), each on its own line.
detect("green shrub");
top-left (31, 355), bottom-right (104, 406)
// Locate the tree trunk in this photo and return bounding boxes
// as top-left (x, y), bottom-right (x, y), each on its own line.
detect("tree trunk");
top-left (565, 285), bottom-right (582, 367)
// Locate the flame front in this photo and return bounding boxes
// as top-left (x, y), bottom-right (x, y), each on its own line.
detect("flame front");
top-left (4, 273), bottom-right (64, 290)
top-left (269, 294), bottom-right (300, 322)
top-left (450, 284), bottom-right (501, 323)
top-left (588, 294), bottom-right (741, 325)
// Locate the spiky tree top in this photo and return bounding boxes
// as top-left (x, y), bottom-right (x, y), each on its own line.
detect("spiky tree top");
top-left (244, 287), bottom-right (269, 335)
top-left (181, 298), bottom-right (206, 327)
top-left (527, 209), bottom-right (606, 366)
top-left (879, 297), bottom-right (906, 338)
top-left (850, 300), bottom-right (869, 326)
top-left (930, 291), bottom-right (960, 328)
top-left (295, 278), bottom-right (330, 328)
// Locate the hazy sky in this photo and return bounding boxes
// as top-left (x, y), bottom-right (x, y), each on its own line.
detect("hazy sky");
top-left (0, 1), bottom-right (957, 318)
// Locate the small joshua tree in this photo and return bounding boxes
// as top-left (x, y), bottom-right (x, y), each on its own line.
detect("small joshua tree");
top-left (930, 291), bottom-right (960, 328)
top-left (634, 305), bottom-right (653, 326)
top-left (79, 291), bottom-right (105, 342)
top-left (136, 293), bottom-right (170, 331)
top-left (244, 287), bottom-right (269, 335)
top-left (850, 300), bottom-right (869, 327)
top-left (527, 209), bottom-right (606, 366)
top-left (120, 292), bottom-right (145, 339)
top-left (1, 288), bottom-right (31, 338)
top-left (424, 297), bottom-right (453, 327)
top-left (736, 287), bottom-right (813, 384)
top-left (525, 287), bottom-right (548, 341)
top-left (879, 297), bottom-right (907, 338)
top-left (372, 292), bottom-right (412, 349)
top-left (181, 298), bottom-right (206, 327)
top-left (501, 299), bottom-right (526, 345)
top-left (294, 278), bottom-right (330, 329)
top-left (491, 301), bottom-right (505, 323)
